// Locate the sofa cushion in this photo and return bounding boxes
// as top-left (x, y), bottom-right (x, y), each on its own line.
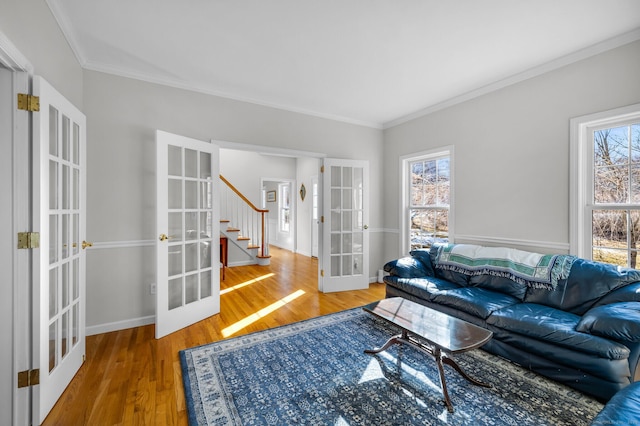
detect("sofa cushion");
top-left (409, 249), bottom-right (435, 276)
top-left (383, 276), bottom-right (460, 301)
top-left (524, 258), bottom-right (640, 315)
top-left (576, 302), bottom-right (640, 343)
top-left (468, 274), bottom-right (528, 301)
top-left (383, 256), bottom-right (432, 278)
top-left (431, 287), bottom-right (519, 319)
top-left (487, 303), bottom-right (630, 360)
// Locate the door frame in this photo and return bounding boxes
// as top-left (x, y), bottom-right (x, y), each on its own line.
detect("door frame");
top-left (214, 140), bottom-right (327, 289)
top-left (260, 177), bottom-right (296, 252)
top-left (0, 31), bottom-right (34, 426)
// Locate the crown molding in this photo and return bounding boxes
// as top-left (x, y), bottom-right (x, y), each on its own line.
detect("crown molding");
top-left (0, 29), bottom-right (33, 72)
top-left (383, 27), bottom-right (640, 130)
top-left (46, 0), bottom-right (87, 68)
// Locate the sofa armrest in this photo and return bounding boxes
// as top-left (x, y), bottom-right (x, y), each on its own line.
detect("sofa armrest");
top-left (383, 256), bottom-right (433, 278)
top-left (576, 302), bottom-right (640, 342)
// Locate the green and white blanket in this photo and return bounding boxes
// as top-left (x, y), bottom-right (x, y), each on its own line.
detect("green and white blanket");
top-left (433, 244), bottom-right (576, 291)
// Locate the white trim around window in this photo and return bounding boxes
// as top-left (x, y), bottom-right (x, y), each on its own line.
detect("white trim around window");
top-left (399, 146), bottom-right (455, 257)
top-left (570, 102), bottom-right (640, 258)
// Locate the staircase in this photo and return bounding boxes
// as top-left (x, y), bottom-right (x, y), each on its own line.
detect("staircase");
top-left (220, 175), bottom-right (271, 266)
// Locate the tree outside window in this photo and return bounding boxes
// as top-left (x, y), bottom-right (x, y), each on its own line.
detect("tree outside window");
top-left (409, 155), bottom-right (450, 250)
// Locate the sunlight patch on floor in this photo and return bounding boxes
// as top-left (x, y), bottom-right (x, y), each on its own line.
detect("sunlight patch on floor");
top-left (357, 358), bottom-right (384, 384)
top-left (220, 273), bottom-right (275, 295)
top-left (221, 289), bottom-right (306, 337)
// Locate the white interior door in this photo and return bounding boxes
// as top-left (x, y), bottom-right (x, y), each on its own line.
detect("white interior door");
top-left (156, 131), bottom-right (220, 339)
top-left (33, 76), bottom-right (86, 423)
top-left (320, 159), bottom-right (369, 292)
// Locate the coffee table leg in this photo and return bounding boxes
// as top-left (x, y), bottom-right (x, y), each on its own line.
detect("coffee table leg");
top-left (441, 356), bottom-right (492, 388)
top-left (434, 348), bottom-right (455, 413)
top-left (364, 331), bottom-right (405, 354)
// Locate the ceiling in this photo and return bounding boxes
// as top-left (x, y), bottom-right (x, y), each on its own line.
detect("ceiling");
top-left (48, 0), bottom-right (640, 129)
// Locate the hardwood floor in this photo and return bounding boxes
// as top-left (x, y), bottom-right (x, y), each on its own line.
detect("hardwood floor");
top-left (43, 247), bottom-right (386, 425)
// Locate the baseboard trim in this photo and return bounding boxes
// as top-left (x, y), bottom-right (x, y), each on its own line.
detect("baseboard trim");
top-left (454, 234), bottom-right (570, 253)
top-left (86, 315), bottom-right (155, 336)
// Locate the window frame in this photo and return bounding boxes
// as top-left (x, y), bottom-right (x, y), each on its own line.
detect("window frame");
top-left (400, 146), bottom-right (454, 256)
top-left (570, 103), bottom-right (640, 261)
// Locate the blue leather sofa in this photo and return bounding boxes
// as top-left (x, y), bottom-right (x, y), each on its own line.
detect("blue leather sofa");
top-left (383, 243), bottom-right (640, 401)
top-left (590, 381), bottom-right (640, 425)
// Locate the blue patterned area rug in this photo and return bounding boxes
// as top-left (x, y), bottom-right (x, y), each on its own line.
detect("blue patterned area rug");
top-left (180, 308), bottom-right (603, 425)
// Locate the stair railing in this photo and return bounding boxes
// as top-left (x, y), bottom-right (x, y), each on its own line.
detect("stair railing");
top-left (219, 175), bottom-right (270, 258)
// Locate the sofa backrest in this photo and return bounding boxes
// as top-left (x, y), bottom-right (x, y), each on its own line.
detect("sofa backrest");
top-left (523, 258), bottom-right (640, 315)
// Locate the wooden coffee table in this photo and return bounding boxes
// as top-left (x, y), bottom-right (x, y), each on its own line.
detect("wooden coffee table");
top-left (362, 297), bottom-right (493, 413)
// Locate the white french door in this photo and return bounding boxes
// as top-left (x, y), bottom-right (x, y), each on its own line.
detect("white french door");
top-left (33, 76), bottom-right (86, 423)
top-left (155, 131), bottom-right (220, 339)
top-left (320, 158), bottom-right (369, 292)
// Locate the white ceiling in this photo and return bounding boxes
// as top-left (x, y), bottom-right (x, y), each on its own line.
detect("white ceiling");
top-left (47, 0), bottom-right (640, 128)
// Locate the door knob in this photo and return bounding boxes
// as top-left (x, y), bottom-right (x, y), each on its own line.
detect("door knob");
top-left (364, 225), bottom-right (369, 230)
top-left (159, 233), bottom-right (169, 241)
top-left (82, 240), bottom-right (93, 249)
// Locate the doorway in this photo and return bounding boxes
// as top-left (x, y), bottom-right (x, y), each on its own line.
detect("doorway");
top-left (217, 143), bottom-right (322, 279)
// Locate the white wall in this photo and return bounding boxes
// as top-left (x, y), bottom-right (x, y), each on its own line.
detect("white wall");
top-left (82, 70), bottom-right (384, 330)
top-left (0, 0), bottom-right (84, 108)
top-left (383, 39), bottom-right (640, 262)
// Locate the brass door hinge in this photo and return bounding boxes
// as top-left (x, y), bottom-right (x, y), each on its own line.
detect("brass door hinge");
top-left (320, 216), bottom-right (324, 223)
top-left (320, 165), bottom-right (324, 173)
top-left (17, 369), bottom-right (40, 388)
top-left (320, 269), bottom-right (325, 277)
top-left (18, 232), bottom-right (40, 249)
top-left (17, 93), bottom-right (40, 112)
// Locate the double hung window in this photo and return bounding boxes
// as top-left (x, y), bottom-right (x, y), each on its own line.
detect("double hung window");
top-left (402, 149), bottom-right (452, 252)
top-left (571, 104), bottom-right (640, 268)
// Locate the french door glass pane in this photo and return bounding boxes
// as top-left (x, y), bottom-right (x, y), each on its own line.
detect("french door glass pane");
top-left (169, 213), bottom-right (183, 241)
top-left (49, 323), bottom-right (57, 372)
top-left (61, 312), bottom-right (68, 359)
top-left (62, 116), bottom-right (70, 161)
top-left (49, 161), bottom-right (58, 209)
top-left (200, 271), bottom-right (212, 298)
top-left (185, 212), bottom-right (197, 240)
top-left (61, 263), bottom-right (69, 308)
top-left (49, 215), bottom-right (58, 264)
top-left (200, 152), bottom-right (212, 179)
top-left (49, 106), bottom-right (58, 156)
top-left (185, 274), bottom-right (198, 304)
top-left (168, 278), bottom-right (182, 310)
top-left (185, 149), bottom-right (198, 178)
top-left (185, 181), bottom-right (197, 209)
top-left (168, 145), bottom-right (182, 176)
top-left (72, 303), bottom-right (78, 346)
top-left (168, 179), bottom-right (182, 209)
top-left (73, 123), bottom-right (80, 165)
top-left (49, 269), bottom-right (58, 319)
top-left (168, 245), bottom-right (182, 276)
